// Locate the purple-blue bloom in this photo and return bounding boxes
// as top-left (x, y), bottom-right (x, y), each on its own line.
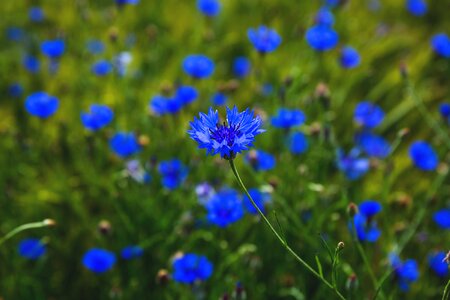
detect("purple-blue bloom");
top-left (23, 55), bottom-right (40, 73)
top-left (354, 101), bottom-right (385, 128)
top-left (29, 7), bottom-right (44, 22)
top-left (86, 40), bottom-right (105, 55)
top-left (6, 27), bottom-right (23, 42)
top-left (233, 57), bottom-right (251, 78)
top-left (349, 200), bottom-right (382, 242)
top-left (440, 103), bottom-right (450, 124)
top-left (359, 200), bottom-right (382, 218)
top-left (116, 0), bottom-right (139, 5)
top-left (82, 248), bottom-right (116, 274)
top-left (355, 132), bottom-right (390, 158)
top-left (9, 83), bottom-right (23, 98)
top-left (81, 104), bottom-right (114, 131)
top-left (176, 85), bottom-right (198, 105)
top-left (389, 253), bottom-right (420, 292)
top-left (428, 251), bottom-right (449, 277)
top-left (211, 92), bottom-right (228, 106)
top-left (406, 0), bottom-right (427, 17)
top-left (248, 26), bottom-right (282, 54)
top-left (121, 245), bottom-right (144, 260)
top-left (197, 0), bottom-right (221, 17)
top-left (289, 132), bottom-right (309, 154)
top-left (409, 141), bottom-right (438, 171)
top-left (271, 108), bottom-right (306, 129)
top-left (205, 188), bottom-right (244, 227)
top-left (305, 25), bottom-right (339, 52)
top-left (25, 92), bottom-right (59, 119)
top-left (196, 182), bottom-right (216, 205)
top-left (337, 148), bottom-right (370, 180)
top-left (340, 46), bottom-right (361, 69)
top-left (91, 60), bottom-right (112, 76)
top-left (172, 253), bottom-right (213, 284)
top-left (245, 149), bottom-right (276, 171)
top-left (18, 238), bottom-right (46, 260)
top-left (158, 159), bottom-right (188, 190)
top-left (315, 7), bottom-right (335, 27)
top-left (41, 39), bottom-right (65, 59)
top-left (243, 188), bottom-right (270, 215)
top-left (109, 132), bottom-right (141, 158)
top-left (433, 209), bottom-right (450, 229)
top-left (431, 33), bottom-right (450, 58)
top-left (183, 54), bottom-right (215, 79)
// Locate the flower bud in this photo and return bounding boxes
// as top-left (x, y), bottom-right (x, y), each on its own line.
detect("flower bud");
top-left (43, 219), bottom-right (56, 226)
top-left (337, 241), bottom-right (345, 250)
top-left (156, 269), bottom-right (170, 285)
top-left (98, 220), bottom-right (112, 236)
top-left (347, 203), bottom-right (358, 217)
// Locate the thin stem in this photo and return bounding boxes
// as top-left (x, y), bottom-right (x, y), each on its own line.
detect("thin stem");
top-left (229, 159), bottom-right (346, 300)
top-left (443, 278), bottom-right (450, 300)
top-left (0, 220), bottom-right (53, 247)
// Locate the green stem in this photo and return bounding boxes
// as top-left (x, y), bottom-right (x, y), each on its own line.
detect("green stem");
top-left (229, 159), bottom-right (346, 300)
top-left (0, 220), bottom-right (53, 247)
top-left (443, 278), bottom-right (450, 300)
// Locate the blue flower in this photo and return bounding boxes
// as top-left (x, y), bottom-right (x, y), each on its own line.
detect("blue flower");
top-left (406, 0), bottom-right (427, 16)
top-left (91, 60), bottom-right (112, 76)
top-left (172, 253), bottom-right (213, 284)
top-left (81, 104), bottom-right (114, 131)
top-left (158, 159), bottom-right (188, 190)
top-left (211, 92), bottom-right (228, 106)
top-left (41, 40), bottom-right (65, 59)
top-left (121, 245), bottom-right (143, 260)
top-left (340, 46), bottom-right (361, 69)
top-left (176, 85), bottom-right (198, 105)
top-left (243, 188), bottom-right (270, 215)
top-left (183, 54), bottom-right (215, 79)
top-left (6, 27), bottom-right (23, 42)
top-left (289, 132), bottom-right (309, 154)
top-left (315, 7), bottom-right (335, 27)
top-left (245, 149), bottom-right (276, 171)
top-left (355, 132), bottom-right (390, 158)
top-left (428, 251), bottom-right (449, 277)
top-left (337, 148), bottom-right (370, 180)
top-left (305, 25), bottom-right (339, 52)
top-left (126, 160), bottom-right (151, 184)
top-left (349, 200), bottom-right (382, 242)
top-left (25, 92), bottom-right (59, 119)
top-left (29, 7), bottom-right (44, 22)
top-left (114, 52), bottom-right (132, 76)
top-left (82, 248), bottom-right (116, 274)
top-left (431, 33), bottom-right (450, 58)
top-left (389, 253), bottom-right (419, 292)
top-left (9, 83), bottom-right (23, 98)
top-left (271, 108), bottom-right (306, 129)
top-left (197, 0), bottom-right (221, 17)
top-left (248, 26), bottom-right (282, 53)
top-left (233, 57), bottom-right (251, 78)
top-left (18, 238), bottom-right (46, 260)
top-left (86, 40), bottom-right (105, 54)
top-left (110, 132), bottom-right (141, 158)
top-left (116, 0), bottom-right (139, 5)
top-left (440, 103), bottom-right (450, 120)
top-left (409, 141), bottom-right (438, 171)
top-left (23, 55), bottom-right (40, 73)
top-left (359, 200), bottom-right (382, 218)
top-left (188, 106), bottom-right (264, 159)
top-left (433, 209), bottom-right (450, 229)
top-left (205, 188), bottom-right (244, 227)
top-left (354, 101), bottom-right (385, 128)
top-left (196, 182), bottom-right (216, 205)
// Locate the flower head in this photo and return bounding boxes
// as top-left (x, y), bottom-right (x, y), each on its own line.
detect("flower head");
top-left (176, 85), bottom-right (198, 105)
top-left (289, 132), bottom-right (309, 154)
top-left (354, 101), bottom-right (384, 128)
top-left (18, 238), bottom-right (46, 260)
top-left (188, 106), bottom-right (264, 159)
top-left (86, 40), bottom-right (105, 55)
top-left (245, 149), bottom-right (276, 171)
top-left (41, 39), bottom-right (65, 59)
top-left (211, 92), bottom-right (228, 106)
top-left (233, 56), bottom-right (251, 78)
top-left (81, 104), bottom-right (113, 131)
top-left (183, 54), bottom-right (215, 79)
top-left (315, 7), bottom-right (335, 27)
top-left (172, 253), bottom-right (213, 284)
top-left (409, 141), bottom-right (438, 171)
top-left (305, 25), bottom-right (339, 52)
top-left (428, 251), bottom-right (449, 277)
top-left (355, 132), bottom-right (390, 159)
top-left (82, 248), bottom-right (116, 274)
top-left (121, 245), bottom-right (144, 260)
top-left (359, 200), bottom-right (382, 218)
top-left (205, 188), bottom-right (244, 227)
top-left (440, 102), bottom-right (450, 122)
top-left (91, 60), bottom-right (112, 76)
top-left (29, 7), bottom-right (44, 22)
top-left (389, 253), bottom-right (419, 291)
top-left (196, 182), bottom-right (216, 205)
top-left (271, 108), bottom-right (306, 129)
top-left (337, 148), bottom-right (370, 180)
top-left (431, 33), bottom-right (450, 58)
top-left (340, 46), bottom-right (361, 69)
top-left (197, 0), bottom-right (221, 17)
top-left (9, 83), bottom-right (23, 98)
top-left (109, 132), bottom-right (141, 158)
top-left (433, 209), bottom-right (450, 229)
top-left (25, 91), bottom-right (59, 118)
top-left (158, 159), bottom-right (188, 190)
top-left (406, 0), bottom-right (427, 17)
top-left (349, 200), bottom-right (382, 242)
top-left (248, 26), bottom-right (282, 54)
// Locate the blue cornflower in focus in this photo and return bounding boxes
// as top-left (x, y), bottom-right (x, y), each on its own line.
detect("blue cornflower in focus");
top-left (245, 149), bottom-right (276, 171)
top-left (305, 25), bottom-right (339, 52)
top-left (81, 104), bottom-right (113, 131)
top-left (158, 159), bottom-right (188, 190)
top-left (183, 55), bottom-right (215, 79)
top-left (211, 92), bottom-right (228, 106)
top-left (25, 92), bottom-right (59, 119)
top-left (23, 55), bottom-right (40, 73)
top-left (337, 148), bottom-right (370, 180)
top-left (110, 132), bottom-right (141, 158)
top-left (172, 253), bottom-right (213, 284)
top-left (91, 60), bottom-right (112, 76)
top-left (205, 188), bottom-right (244, 227)
top-left (29, 7), bottom-right (44, 22)
top-left (271, 108), bottom-right (306, 129)
top-left (197, 0), bottom-right (221, 17)
top-left (389, 253), bottom-right (420, 291)
top-left (248, 26), bottom-right (282, 54)
top-left (409, 141), bottom-right (438, 171)
top-left (433, 209), bottom-right (450, 229)
top-left (87, 40), bottom-right (105, 55)
top-left (9, 83), bottom-right (23, 98)
top-left (188, 106), bottom-right (264, 159)
top-left (176, 85), bottom-right (198, 105)
top-left (355, 132), bottom-right (390, 159)
top-left (406, 0), bottom-right (427, 17)
top-left (431, 33), bottom-right (450, 58)
top-left (340, 46), bottom-right (361, 69)
top-left (41, 40), bottom-right (65, 59)
top-left (354, 101), bottom-right (384, 128)
top-left (428, 251), bottom-right (449, 277)
top-left (121, 245), bottom-right (143, 260)
top-left (18, 238), bottom-right (46, 260)
top-left (315, 7), bottom-right (334, 27)
top-left (233, 57), bottom-right (251, 78)
top-left (289, 132), bottom-right (309, 154)
top-left (82, 248), bottom-right (116, 274)
top-left (349, 200), bottom-right (382, 242)
top-left (243, 188), bottom-right (270, 215)
top-left (6, 27), bottom-right (23, 42)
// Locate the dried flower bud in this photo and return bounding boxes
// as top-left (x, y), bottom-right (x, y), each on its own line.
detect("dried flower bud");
top-left (337, 241), bottom-right (345, 250)
top-left (347, 203), bottom-right (358, 217)
top-left (156, 269), bottom-right (170, 285)
top-left (98, 220), bottom-right (112, 235)
top-left (138, 135), bottom-right (150, 146)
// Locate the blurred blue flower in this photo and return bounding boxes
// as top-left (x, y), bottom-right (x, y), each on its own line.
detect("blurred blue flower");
top-left (389, 253), bottom-right (419, 292)
top-left (29, 7), bottom-right (44, 22)
top-left (205, 188), bottom-right (244, 227)
top-left (340, 46), bottom-right (361, 69)
top-left (86, 40), bottom-right (105, 55)
top-left (431, 33), bottom-right (450, 58)
top-left (248, 25), bottom-right (282, 53)
top-left (349, 200), bottom-right (382, 242)
top-left (23, 55), bottom-right (40, 73)
top-left (271, 108), bottom-right (305, 129)
top-left (121, 245), bottom-right (143, 260)
top-left (183, 54), bottom-right (215, 79)
top-left (158, 159), bottom-right (188, 190)
top-left (359, 200), bottom-right (382, 218)
top-left (245, 149), bottom-right (276, 171)
top-left (440, 103), bottom-right (450, 124)
top-left (289, 132), bottom-right (309, 154)
top-left (354, 101), bottom-right (384, 128)
top-left (172, 253), bottom-right (213, 284)
top-left (9, 83), bottom-right (23, 98)
top-left (233, 57), bottom-right (251, 78)
top-left (110, 132), bottom-right (141, 158)
top-left (197, 0), bottom-right (221, 17)
top-left (91, 60), bottom-right (112, 76)
top-left (196, 182), bottom-right (216, 205)
top-left (114, 52), bottom-right (132, 76)
top-left (176, 85), bottom-right (198, 105)
top-left (211, 92), bottom-right (227, 106)
top-left (6, 27), bottom-right (24, 42)
top-left (337, 148), bottom-right (370, 180)
top-left (188, 106), bottom-right (264, 159)
top-left (406, 0), bottom-right (427, 16)
top-left (41, 39), bottom-right (65, 59)
top-left (409, 141), bottom-right (438, 171)
top-left (315, 7), bottom-right (335, 27)
top-left (433, 209), bottom-right (450, 229)
top-left (25, 92), bottom-right (59, 119)
top-left (18, 238), bottom-right (46, 260)
top-left (126, 160), bottom-right (151, 184)
top-left (243, 188), bottom-right (270, 215)
top-left (305, 25), bottom-right (339, 52)
top-left (81, 104), bottom-right (114, 131)
top-left (261, 83), bottom-right (274, 96)
top-left (428, 251), bottom-right (449, 277)
top-left (82, 248), bottom-right (116, 274)
top-left (116, 0), bottom-right (139, 5)
top-left (355, 132), bottom-right (390, 158)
